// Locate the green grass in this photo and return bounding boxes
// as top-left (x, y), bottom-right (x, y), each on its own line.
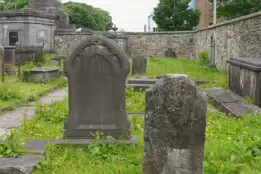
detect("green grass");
top-left (0, 76), bottom-right (67, 109)
top-left (15, 95), bottom-right (261, 174)
top-left (2, 58), bottom-right (260, 173)
top-left (0, 53), bottom-right (66, 109)
top-left (137, 58), bottom-right (228, 89)
top-left (205, 106), bottom-right (261, 173)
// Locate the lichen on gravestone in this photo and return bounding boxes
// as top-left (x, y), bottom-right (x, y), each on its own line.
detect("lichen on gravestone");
top-left (143, 74), bottom-right (207, 174)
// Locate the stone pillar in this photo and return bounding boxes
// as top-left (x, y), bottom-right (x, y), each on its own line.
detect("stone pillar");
top-left (131, 55), bottom-right (147, 76)
top-left (3, 46), bottom-right (16, 76)
top-left (143, 74), bottom-right (207, 174)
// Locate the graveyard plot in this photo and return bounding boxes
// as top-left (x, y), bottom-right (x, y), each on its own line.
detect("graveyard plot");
top-left (131, 58), bottom-right (228, 90)
top-left (0, 52), bottom-right (259, 173)
top-left (0, 76), bottom-right (67, 110)
top-left (1, 93), bottom-right (260, 173)
top-left (0, 54), bottom-right (67, 110)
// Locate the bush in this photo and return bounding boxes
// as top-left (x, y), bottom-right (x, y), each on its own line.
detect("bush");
top-left (199, 51), bottom-right (210, 65)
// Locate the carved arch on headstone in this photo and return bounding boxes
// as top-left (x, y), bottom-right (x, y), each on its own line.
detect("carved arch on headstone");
top-left (64, 34), bottom-right (130, 76)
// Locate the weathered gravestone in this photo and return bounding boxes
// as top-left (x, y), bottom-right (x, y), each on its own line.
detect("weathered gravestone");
top-left (64, 34), bottom-right (131, 139)
top-left (144, 74), bottom-right (207, 174)
top-left (165, 48), bottom-right (177, 58)
top-left (0, 45), bottom-right (4, 82)
top-left (132, 55), bottom-right (147, 76)
top-left (3, 46), bottom-right (16, 76)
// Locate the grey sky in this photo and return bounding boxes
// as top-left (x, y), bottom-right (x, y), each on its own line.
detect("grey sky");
top-left (61, 0), bottom-right (159, 31)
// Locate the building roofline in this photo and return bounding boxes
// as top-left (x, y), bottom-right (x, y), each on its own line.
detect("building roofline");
top-left (0, 11), bottom-right (58, 19)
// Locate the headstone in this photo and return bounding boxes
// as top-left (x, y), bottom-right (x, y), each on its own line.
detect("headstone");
top-left (64, 34), bottom-right (131, 139)
top-left (165, 48), bottom-right (177, 58)
top-left (3, 46), bottom-right (16, 76)
top-left (132, 55), bottom-right (147, 76)
top-left (143, 74), bottom-right (207, 174)
top-left (210, 36), bottom-right (216, 67)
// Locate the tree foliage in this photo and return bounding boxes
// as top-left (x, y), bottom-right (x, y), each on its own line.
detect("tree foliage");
top-left (63, 2), bottom-right (113, 31)
top-left (0, 0), bottom-right (113, 31)
top-left (153, 0), bottom-right (200, 31)
top-left (210, 0), bottom-right (261, 20)
top-left (0, 0), bottom-right (28, 11)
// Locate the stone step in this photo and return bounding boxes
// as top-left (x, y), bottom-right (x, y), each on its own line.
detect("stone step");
top-left (0, 155), bottom-right (44, 174)
top-left (206, 88), bottom-right (261, 117)
top-left (126, 84), bottom-right (151, 91)
top-left (127, 78), bottom-right (156, 85)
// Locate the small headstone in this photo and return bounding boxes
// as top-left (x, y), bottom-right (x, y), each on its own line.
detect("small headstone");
top-left (132, 55), bottom-right (147, 76)
top-left (3, 46), bottom-right (16, 76)
top-left (165, 48), bottom-right (177, 58)
top-left (64, 34), bottom-right (131, 139)
top-left (143, 74), bottom-right (207, 174)
top-left (50, 57), bottom-right (61, 66)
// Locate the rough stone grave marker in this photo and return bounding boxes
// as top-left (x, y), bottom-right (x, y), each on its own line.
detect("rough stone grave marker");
top-left (132, 55), bottom-right (147, 76)
top-left (64, 34), bottom-right (132, 139)
top-left (143, 74), bottom-right (207, 174)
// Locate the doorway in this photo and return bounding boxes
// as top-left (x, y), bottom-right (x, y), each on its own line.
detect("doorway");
top-left (9, 31), bottom-right (18, 46)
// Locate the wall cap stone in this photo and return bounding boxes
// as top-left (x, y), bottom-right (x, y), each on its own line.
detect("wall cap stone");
top-left (198, 11), bottom-right (261, 32)
top-left (0, 12), bottom-right (58, 19)
top-left (55, 30), bottom-right (195, 36)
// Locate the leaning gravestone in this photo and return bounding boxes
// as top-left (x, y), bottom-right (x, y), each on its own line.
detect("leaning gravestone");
top-left (143, 74), bottom-right (207, 174)
top-left (132, 55), bottom-right (147, 76)
top-left (64, 34), bottom-right (131, 139)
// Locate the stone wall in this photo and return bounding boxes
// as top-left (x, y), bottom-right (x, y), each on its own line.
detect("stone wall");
top-left (195, 11), bottom-right (261, 71)
top-left (55, 31), bottom-right (196, 59)
top-left (54, 11), bottom-right (261, 71)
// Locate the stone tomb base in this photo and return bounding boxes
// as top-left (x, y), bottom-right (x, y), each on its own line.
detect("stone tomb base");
top-left (23, 68), bottom-right (61, 83)
top-left (0, 137), bottom-right (137, 173)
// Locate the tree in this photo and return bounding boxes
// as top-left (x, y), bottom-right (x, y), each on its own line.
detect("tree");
top-left (63, 2), bottom-right (113, 31)
top-left (153, 0), bottom-right (200, 31)
top-left (0, 0), bottom-right (113, 31)
top-left (210, 0), bottom-right (261, 20)
top-left (0, 0), bottom-right (28, 11)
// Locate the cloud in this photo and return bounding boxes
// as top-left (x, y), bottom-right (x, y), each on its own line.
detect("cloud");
top-left (61, 0), bottom-right (159, 31)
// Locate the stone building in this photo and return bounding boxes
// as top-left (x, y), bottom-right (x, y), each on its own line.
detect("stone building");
top-left (0, 0), bottom-right (75, 52)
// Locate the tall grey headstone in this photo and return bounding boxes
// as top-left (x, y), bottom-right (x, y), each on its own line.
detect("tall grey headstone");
top-left (64, 34), bottom-right (131, 139)
top-left (132, 55), bottom-right (147, 76)
top-left (210, 36), bottom-right (215, 67)
top-left (143, 74), bottom-right (207, 174)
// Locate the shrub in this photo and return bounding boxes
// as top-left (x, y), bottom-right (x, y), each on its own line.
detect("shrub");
top-left (199, 51), bottom-right (210, 65)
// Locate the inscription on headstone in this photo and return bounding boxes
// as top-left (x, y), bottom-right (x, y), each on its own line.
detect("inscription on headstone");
top-left (64, 34), bottom-right (131, 139)
top-left (143, 74), bottom-right (207, 174)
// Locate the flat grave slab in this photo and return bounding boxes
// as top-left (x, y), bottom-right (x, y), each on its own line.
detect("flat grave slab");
top-left (0, 155), bottom-right (44, 174)
top-left (206, 88), bottom-right (261, 117)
